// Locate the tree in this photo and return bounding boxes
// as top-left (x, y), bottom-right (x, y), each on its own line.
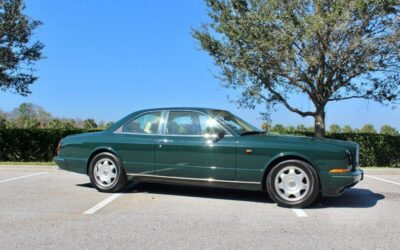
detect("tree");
top-left (286, 125), bottom-right (296, 132)
top-left (83, 118), bottom-right (98, 129)
top-left (360, 123), bottom-right (376, 133)
top-left (272, 124), bottom-right (285, 133)
top-left (380, 125), bottom-right (398, 135)
top-left (329, 124), bottom-right (342, 133)
top-left (105, 121), bottom-right (114, 129)
top-left (342, 125), bottom-right (353, 133)
top-left (0, 0), bottom-right (44, 96)
top-left (48, 118), bottom-right (75, 129)
top-left (296, 124), bottom-right (307, 132)
top-left (261, 122), bottom-right (271, 131)
top-left (10, 102), bottom-right (50, 128)
top-left (0, 108), bottom-right (7, 128)
top-left (193, 0), bottom-right (400, 137)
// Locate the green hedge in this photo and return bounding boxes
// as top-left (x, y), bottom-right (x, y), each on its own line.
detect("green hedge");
top-left (0, 129), bottom-right (99, 162)
top-left (270, 131), bottom-right (400, 167)
top-left (0, 129), bottom-right (399, 167)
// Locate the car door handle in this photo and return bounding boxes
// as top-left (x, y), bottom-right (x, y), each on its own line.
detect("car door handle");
top-left (158, 139), bottom-right (173, 144)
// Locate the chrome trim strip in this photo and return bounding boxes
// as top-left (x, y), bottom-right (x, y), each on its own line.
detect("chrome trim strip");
top-left (113, 131), bottom-right (233, 138)
top-left (126, 173), bottom-right (259, 185)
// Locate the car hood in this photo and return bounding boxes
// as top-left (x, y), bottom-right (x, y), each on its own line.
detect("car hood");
top-left (242, 133), bottom-right (357, 151)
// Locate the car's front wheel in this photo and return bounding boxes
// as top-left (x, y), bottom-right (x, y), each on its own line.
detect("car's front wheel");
top-left (89, 152), bottom-right (127, 192)
top-left (266, 160), bottom-right (319, 208)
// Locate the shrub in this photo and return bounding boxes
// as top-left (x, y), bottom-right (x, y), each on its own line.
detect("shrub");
top-left (0, 129), bottom-right (100, 162)
top-left (270, 131), bottom-right (400, 167)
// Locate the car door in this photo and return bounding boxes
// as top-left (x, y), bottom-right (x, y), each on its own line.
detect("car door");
top-left (155, 110), bottom-right (237, 180)
top-left (112, 111), bottom-right (164, 175)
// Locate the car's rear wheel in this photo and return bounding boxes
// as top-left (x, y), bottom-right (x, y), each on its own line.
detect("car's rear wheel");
top-left (89, 152), bottom-right (127, 192)
top-left (266, 160), bottom-right (319, 208)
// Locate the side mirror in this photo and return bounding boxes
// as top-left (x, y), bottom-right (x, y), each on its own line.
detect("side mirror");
top-left (213, 130), bottom-right (226, 143)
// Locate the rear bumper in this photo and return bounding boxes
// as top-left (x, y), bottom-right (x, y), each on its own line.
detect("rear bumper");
top-left (53, 156), bottom-right (67, 170)
top-left (322, 168), bottom-right (364, 197)
top-left (53, 156), bottom-right (87, 174)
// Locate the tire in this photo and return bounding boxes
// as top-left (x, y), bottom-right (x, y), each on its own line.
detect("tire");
top-left (266, 160), bottom-right (319, 208)
top-left (88, 152), bottom-right (127, 192)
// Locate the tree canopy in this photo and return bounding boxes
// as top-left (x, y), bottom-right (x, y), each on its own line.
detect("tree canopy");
top-left (193, 0), bottom-right (400, 137)
top-left (0, 0), bottom-right (44, 96)
top-left (1, 103), bottom-right (112, 129)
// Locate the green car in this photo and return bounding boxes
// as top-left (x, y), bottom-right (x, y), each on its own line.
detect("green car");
top-left (54, 108), bottom-right (363, 208)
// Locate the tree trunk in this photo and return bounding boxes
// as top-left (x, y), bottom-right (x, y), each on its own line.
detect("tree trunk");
top-left (314, 107), bottom-right (326, 138)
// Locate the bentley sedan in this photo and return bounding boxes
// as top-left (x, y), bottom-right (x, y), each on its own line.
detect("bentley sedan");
top-left (54, 108), bottom-right (363, 207)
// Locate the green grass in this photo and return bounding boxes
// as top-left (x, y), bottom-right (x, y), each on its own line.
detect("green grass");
top-left (0, 161), bottom-right (56, 166)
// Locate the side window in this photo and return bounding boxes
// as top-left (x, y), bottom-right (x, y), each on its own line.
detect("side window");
top-left (198, 114), bottom-right (224, 136)
top-left (166, 111), bottom-right (202, 135)
top-left (122, 112), bottom-right (162, 134)
top-left (166, 111), bottom-right (224, 136)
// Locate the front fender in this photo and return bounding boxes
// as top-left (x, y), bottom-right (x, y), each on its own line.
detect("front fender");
top-left (263, 152), bottom-right (318, 173)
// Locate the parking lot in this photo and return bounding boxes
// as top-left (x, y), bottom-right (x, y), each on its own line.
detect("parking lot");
top-left (0, 165), bottom-right (399, 249)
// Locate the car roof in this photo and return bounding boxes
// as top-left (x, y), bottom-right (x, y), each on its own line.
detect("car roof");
top-left (134, 107), bottom-right (229, 114)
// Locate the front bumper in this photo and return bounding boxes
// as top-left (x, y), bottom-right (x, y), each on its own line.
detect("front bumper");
top-left (321, 168), bottom-right (364, 197)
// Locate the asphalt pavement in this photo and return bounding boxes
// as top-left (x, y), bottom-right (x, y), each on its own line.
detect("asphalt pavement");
top-left (0, 165), bottom-right (399, 250)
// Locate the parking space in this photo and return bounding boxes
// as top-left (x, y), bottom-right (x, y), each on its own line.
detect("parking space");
top-left (0, 166), bottom-right (399, 249)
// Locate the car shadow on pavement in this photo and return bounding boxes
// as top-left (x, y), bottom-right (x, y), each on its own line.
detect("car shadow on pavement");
top-left (310, 188), bottom-right (385, 209)
top-left (77, 181), bottom-right (273, 203)
top-left (76, 183), bottom-right (93, 188)
top-left (132, 182), bottom-right (274, 204)
top-left (76, 182), bottom-right (384, 208)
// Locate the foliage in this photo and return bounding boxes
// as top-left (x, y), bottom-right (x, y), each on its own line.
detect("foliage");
top-left (0, 129), bottom-right (101, 162)
top-left (329, 124), bottom-right (342, 133)
top-left (83, 119), bottom-right (98, 129)
top-left (342, 125), bottom-right (354, 133)
top-left (267, 130), bottom-right (400, 167)
top-left (360, 123), bottom-right (376, 133)
top-left (0, 103), bottom-right (113, 129)
top-left (380, 125), bottom-right (398, 135)
top-left (265, 123), bottom-right (398, 136)
top-left (193, 0), bottom-right (400, 137)
top-left (330, 133), bottom-right (400, 167)
top-left (0, 0), bottom-right (44, 96)
top-left (0, 111), bottom-right (6, 128)
top-left (9, 103), bottom-right (51, 128)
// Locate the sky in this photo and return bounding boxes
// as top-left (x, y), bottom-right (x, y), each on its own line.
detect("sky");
top-left (0, 0), bottom-right (399, 130)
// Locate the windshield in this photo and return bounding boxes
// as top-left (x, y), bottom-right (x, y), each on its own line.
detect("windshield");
top-left (211, 111), bottom-right (261, 135)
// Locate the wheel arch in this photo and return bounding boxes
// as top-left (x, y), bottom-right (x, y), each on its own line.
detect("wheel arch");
top-left (261, 153), bottom-right (320, 191)
top-left (86, 147), bottom-right (123, 175)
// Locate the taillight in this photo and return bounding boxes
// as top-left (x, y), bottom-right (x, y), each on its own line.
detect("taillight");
top-left (346, 150), bottom-right (352, 167)
top-left (56, 141), bottom-right (61, 155)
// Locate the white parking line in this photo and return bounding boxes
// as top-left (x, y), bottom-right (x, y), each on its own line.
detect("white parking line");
top-left (84, 193), bottom-right (123, 215)
top-left (0, 172), bottom-right (48, 184)
top-left (291, 208), bottom-right (308, 217)
top-left (83, 183), bottom-right (135, 215)
top-left (365, 175), bottom-right (400, 186)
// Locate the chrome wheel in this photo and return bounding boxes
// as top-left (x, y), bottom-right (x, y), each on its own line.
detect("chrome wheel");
top-left (94, 158), bottom-right (118, 188)
top-left (274, 166), bottom-right (310, 202)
